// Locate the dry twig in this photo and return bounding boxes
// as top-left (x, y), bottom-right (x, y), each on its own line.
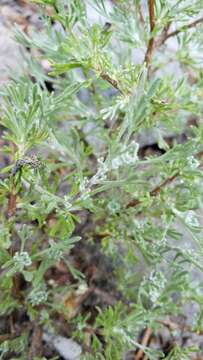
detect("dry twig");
top-left (135, 327), bottom-right (152, 360)
top-left (28, 323), bottom-right (43, 360)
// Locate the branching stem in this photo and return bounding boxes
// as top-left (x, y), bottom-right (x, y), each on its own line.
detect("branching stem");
top-left (127, 172), bottom-right (179, 209)
top-left (159, 16), bottom-right (203, 45)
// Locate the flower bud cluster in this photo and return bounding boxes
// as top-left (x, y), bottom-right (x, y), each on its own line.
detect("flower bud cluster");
top-left (147, 271), bottom-right (167, 304)
top-left (13, 251), bottom-right (32, 272)
top-left (111, 141), bottom-right (139, 170)
top-left (186, 156), bottom-right (199, 169)
top-left (185, 210), bottom-right (200, 228)
top-left (107, 200), bottom-right (121, 214)
top-left (79, 142), bottom-right (139, 201)
top-left (142, 271), bottom-right (167, 304)
top-left (48, 241), bottom-right (63, 261)
top-left (28, 287), bottom-right (48, 306)
top-left (64, 195), bottom-right (72, 210)
top-left (79, 158), bottom-right (108, 200)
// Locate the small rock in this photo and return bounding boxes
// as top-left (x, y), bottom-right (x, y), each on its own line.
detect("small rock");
top-left (0, 24), bottom-right (22, 84)
top-left (43, 333), bottom-right (82, 360)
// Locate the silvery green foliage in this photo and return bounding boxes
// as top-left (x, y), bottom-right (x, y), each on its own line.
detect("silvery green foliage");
top-left (13, 252), bottom-right (32, 270)
top-left (28, 287), bottom-right (48, 306)
top-left (0, 0), bottom-right (203, 358)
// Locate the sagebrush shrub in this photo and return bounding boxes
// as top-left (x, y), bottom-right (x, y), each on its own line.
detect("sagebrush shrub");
top-left (1, 1), bottom-right (203, 359)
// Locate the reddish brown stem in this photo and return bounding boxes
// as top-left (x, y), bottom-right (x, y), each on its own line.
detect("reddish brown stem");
top-left (148, 0), bottom-right (155, 32)
top-left (155, 22), bottom-right (171, 47)
top-left (127, 172), bottom-right (178, 209)
top-left (158, 16), bottom-right (203, 46)
top-left (144, 0), bottom-right (155, 68)
top-left (28, 323), bottom-right (43, 360)
top-left (150, 172), bottom-right (178, 196)
top-left (7, 192), bottom-right (17, 219)
top-left (11, 273), bottom-right (24, 302)
top-left (135, 327), bottom-right (152, 360)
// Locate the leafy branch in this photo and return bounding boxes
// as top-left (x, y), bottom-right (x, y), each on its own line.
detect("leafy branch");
top-left (1, 1), bottom-right (203, 359)
top-left (126, 172), bottom-right (179, 209)
top-left (157, 15), bottom-right (203, 46)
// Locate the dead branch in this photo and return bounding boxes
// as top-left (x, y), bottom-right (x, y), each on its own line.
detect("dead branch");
top-left (135, 327), bottom-right (152, 360)
top-left (28, 323), bottom-right (43, 360)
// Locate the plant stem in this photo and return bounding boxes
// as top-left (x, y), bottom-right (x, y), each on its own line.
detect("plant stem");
top-left (155, 22), bottom-right (171, 47)
top-left (144, 0), bottom-right (155, 74)
top-left (7, 179), bottom-right (24, 303)
top-left (7, 192), bottom-right (17, 219)
top-left (100, 72), bottom-right (124, 94)
top-left (127, 172), bottom-right (179, 209)
top-left (158, 16), bottom-right (203, 45)
top-left (28, 323), bottom-right (43, 360)
top-left (135, 327), bottom-right (152, 360)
